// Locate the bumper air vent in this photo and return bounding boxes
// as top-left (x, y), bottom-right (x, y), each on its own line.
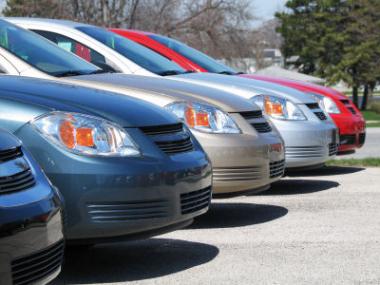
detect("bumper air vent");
top-left (180, 187), bottom-right (212, 215)
top-left (11, 240), bottom-right (64, 285)
top-left (270, 160), bottom-right (286, 178)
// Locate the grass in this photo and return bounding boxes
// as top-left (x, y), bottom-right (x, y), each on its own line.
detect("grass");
top-left (327, 158), bottom-right (380, 167)
top-left (343, 91), bottom-right (380, 97)
top-left (362, 111), bottom-right (380, 127)
top-left (363, 110), bottom-right (380, 121)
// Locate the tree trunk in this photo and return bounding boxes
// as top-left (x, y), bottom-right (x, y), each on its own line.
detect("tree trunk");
top-left (352, 85), bottom-right (359, 108)
top-left (361, 84), bottom-right (369, 110)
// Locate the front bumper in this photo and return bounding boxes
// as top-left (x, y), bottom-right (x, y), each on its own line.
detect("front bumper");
top-left (272, 119), bottom-right (338, 169)
top-left (331, 113), bottom-right (366, 153)
top-left (193, 114), bottom-right (285, 194)
top-left (0, 149), bottom-right (64, 285)
top-left (16, 127), bottom-right (212, 242)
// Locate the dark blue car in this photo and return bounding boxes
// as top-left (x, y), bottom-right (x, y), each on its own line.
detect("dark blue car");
top-left (0, 129), bottom-right (64, 285)
top-left (0, 76), bottom-right (212, 244)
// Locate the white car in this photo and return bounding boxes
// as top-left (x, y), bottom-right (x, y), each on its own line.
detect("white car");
top-left (5, 17), bottom-right (338, 169)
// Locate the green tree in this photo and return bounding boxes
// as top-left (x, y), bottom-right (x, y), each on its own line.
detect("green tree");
top-left (277, 0), bottom-right (380, 110)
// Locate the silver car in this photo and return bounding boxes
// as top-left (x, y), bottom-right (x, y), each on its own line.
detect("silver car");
top-left (0, 19), bottom-right (285, 195)
top-left (7, 18), bottom-right (338, 169)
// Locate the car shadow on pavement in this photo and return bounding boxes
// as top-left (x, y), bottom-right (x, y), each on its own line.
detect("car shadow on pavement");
top-left (261, 179), bottom-right (340, 196)
top-left (52, 239), bottom-right (219, 284)
top-left (188, 203), bottom-right (288, 229)
top-left (286, 165), bottom-right (365, 177)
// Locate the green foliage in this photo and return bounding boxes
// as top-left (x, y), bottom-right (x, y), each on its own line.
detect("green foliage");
top-left (277, 0), bottom-right (380, 110)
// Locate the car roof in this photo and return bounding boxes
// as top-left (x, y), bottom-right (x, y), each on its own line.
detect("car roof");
top-left (4, 17), bottom-right (92, 29)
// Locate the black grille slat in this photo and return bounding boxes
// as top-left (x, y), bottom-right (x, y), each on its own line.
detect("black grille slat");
top-left (270, 160), bottom-right (285, 178)
top-left (340, 134), bottom-right (356, 145)
top-left (252, 122), bottom-right (272, 133)
top-left (341, 99), bottom-right (350, 105)
top-left (181, 187), bottom-right (211, 215)
top-left (0, 147), bottom-right (22, 162)
top-left (314, 112), bottom-right (328, 121)
top-left (306, 103), bottom-right (320, 110)
top-left (0, 169), bottom-right (36, 194)
top-left (155, 137), bottom-right (194, 154)
top-left (140, 123), bottom-right (183, 136)
top-left (240, 110), bottom-right (263, 120)
top-left (12, 240), bottom-right (64, 285)
top-left (140, 123), bottom-right (194, 155)
top-left (347, 107), bottom-right (357, 114)
top-left (329, 143), bottom-right (338, 156)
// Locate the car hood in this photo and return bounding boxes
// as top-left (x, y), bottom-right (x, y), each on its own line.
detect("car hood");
top-left (67, 73), bottom-right (258, 113)
top-left (242, 74), bottom-right (348, 101)
top-left (0, 76), bottom-right (178, 128)
top-left (171, 73), bottom-right (317, 104)
top-left (0, 129), bottom-right (21, 151)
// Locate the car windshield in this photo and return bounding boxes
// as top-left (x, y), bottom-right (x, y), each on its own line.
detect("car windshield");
top-left (77, 26), bottom-right (187, 76)
top-left (150, 34), bottom-right (239, 75)
top-left (0, 20), bottom-right (100, 77)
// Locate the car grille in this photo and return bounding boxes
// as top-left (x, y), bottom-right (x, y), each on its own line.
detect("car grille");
top-left (0, 146), bottom-right (22, 163)
top-left (155, 137), bottom-right (194, 154)
top-left (239, 110), bottom-right (263, 120)
top-left (305, 103), bottom-right (320, 110)
top-left (140, 123), bottom-right (183, 135)
top-left (359, 133), bottom-right (366, 145)
top-left (329, 143), bottom-right (338, 156)
top-left (340, 134), bottom-right (356, 145)
top-left (286, 146), bottom-right (325, 158)
top-left (140, 123), bottom-right (194, 155)
top-left (347, 107), bottom-right (357, 114)
top-left (340, 99), bottom-right (357, 115)
top-left (314, 111), bottom-right (328, 121)
top-left (270, 160), bottom-right (286, 178)
top-left (181, 187), bottom-right (212, 215)
top-left (87, 200), bottom-right (169, 222)
top-left (306, 103), bottom-right (328, 121)
top-left (213, 166), bottom-right (262, 182)
top-left (0, 169), bottom-right (36, 195)
top-left (11, 240), bottom-right (64, 285)
top-left (252, 122), bottom-right (272, 133)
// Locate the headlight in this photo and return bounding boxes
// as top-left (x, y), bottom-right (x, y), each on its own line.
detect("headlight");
top-left (31, 112), bottom-right (140, 157)
top-left (250, 95), bottom-right (307, 121)
top-left (165, 102), bottom-right (241, 134)
top-left (309, 93), bottom-right (341, 114)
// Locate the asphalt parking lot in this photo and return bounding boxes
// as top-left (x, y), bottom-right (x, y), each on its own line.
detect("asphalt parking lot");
top-left (53, 165), bottom-right (380, 285)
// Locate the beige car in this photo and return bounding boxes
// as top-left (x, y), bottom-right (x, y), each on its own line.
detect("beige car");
top-left (0, 18), bottom-right (285, 194)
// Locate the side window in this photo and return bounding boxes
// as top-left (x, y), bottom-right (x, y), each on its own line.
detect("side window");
top-left (32, 30), bottom-right (107, 66)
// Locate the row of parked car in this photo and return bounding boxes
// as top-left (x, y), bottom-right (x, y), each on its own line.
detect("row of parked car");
top-left (0, 17), bottom-right (366, 284)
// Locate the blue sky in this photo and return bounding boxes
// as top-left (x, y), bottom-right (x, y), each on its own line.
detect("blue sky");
top-left (254, 0), bottom-right (288, 22)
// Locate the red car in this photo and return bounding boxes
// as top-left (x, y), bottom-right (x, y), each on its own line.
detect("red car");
top-left (111, 29), bottom-right (366, 154)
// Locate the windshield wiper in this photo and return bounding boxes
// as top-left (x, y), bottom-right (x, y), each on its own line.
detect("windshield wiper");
top-left (87, 69), bottom-right (116, 75)
top-left (158, 70), bottom-right (183, 76)
top-left (54, 70), bottom-right (87, 77)
top-left (217, 71), bottom-right (235, 75)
